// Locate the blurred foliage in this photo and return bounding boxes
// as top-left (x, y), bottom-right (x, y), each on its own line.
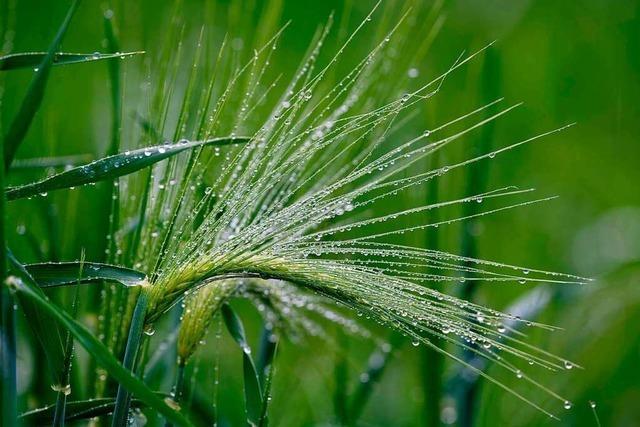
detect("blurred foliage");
top-left (1, 0), bottom-right (638, 426)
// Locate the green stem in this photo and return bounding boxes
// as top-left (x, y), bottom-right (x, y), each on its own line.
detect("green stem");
top-left (165, 362), bottom-right (186, 427)
top-left (423, 147), bottom-right (443, 427)
top-left (53, 282), bottom-right (80, 427)
top-left (0, 95), bottom-right (17, 426)
top-left (111, 290), bottom-right (149, 427)
top-left (456, 48), bottom-right (501, 427)
top-left (1, 285), bottom-right (17, 426)
top-left (52, 390), bottom-right (67, 426)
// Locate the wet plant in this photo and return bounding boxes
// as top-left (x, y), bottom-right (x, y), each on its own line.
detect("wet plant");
top-left (1, 0), bottom-right (587, 426)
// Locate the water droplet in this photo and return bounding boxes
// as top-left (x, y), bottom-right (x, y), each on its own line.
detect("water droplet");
top-left (408, 68), bottom-right (419, 78)
top-left (589, 400), bottom-right (596, 408)
top-left (564, 360), bottom-right (574, 370)
top-left (564, 401), bottom-right (572, 410)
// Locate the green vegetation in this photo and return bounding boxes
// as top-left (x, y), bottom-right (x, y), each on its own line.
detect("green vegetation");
top-left (2, 0), bottom-right (638, 426)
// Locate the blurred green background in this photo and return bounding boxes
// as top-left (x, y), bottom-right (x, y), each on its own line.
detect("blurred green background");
top-left (2, 0), bottom-right (639, 426)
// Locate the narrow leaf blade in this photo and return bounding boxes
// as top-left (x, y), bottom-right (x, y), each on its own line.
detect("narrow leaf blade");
top-left (221, 304), bottom-right (263, 426)
top-left (3, 0), bottom-right (80, 169)
top-left (6, 137), bottom-right (250, 201)
top-left (0, 51), bottom-right (144, 71)
top-left (7, 252), bottom-right (66, 387)
top-left (7, 256), bottom-right (192, 427)
top-left (258, 338), bottom-right (278, 427)
top-left (20, 396), bottom-right (153, 424)
top-left (25, 261), bottom-right (147, 288)
top-left (221, 303), bottom-right (249, 350)
top-left (243, 353), bottom-right (263, 426)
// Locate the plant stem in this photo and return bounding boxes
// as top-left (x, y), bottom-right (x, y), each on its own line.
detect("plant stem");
top-left (111, 289), bottom-right (149, 427)
top-left (52, 389), bottom-right (67, 426)
top-left (456, 48), bottom-right (501, 427)
top-left (0, 107), bottom-right (17, 426)
top-left (0, 287), bottom-right (17, 426)
top-left (165, 362), bottom-right (186, 427)
top-left (422, 147), bottom-right (443, 427)
top-left (53, 281), bottom-right (81, 427)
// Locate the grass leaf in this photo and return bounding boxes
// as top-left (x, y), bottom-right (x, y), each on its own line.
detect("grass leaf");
top-left (25, 261), bottom-right (147, 288)
top-left (10, 154), bottom-right (92, 169)
top-left (6, 137), bottom-right (251, 201)
top-left (3, 0), bottom-right (80, 169)
top-left (257, 337), bottom-right (278, 427)
top-left (20, 396), bottom-right (154, 424)
top-left (221, 304), bottom-right (263, 426)
top-left (7, 251), bottom-right (66, 388)
top-left (6, 255), bottom-right (193, 427)
top-left (221, 303), bottom-right (250, 351)
top-left (0, 51), bottom-right (144, 71)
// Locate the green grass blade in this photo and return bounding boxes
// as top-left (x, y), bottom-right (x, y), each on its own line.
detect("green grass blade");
top-left (0, 279), bottom-right (17, 426)
top-left (103, 11), bottom-right (123, 157)
top-left (0, 51), bottom-right (144, 71)
top-left (7, 251), bottom-right (66, 388)
top-left (103, 9), bottom-right (123, 264)
top-left (221, 304), bottom-right (263, 426)
top-left (6, 256), bottom-right (193, 427)
top-left (221, 303), bottom-right (250, 351)
top-left (3, 0), bottom-right (80, 170)
top-left (112, 291), bottom-right (150, 427)
top-left (6, 137), bottom-right (250, 201)
top-left (20, 396), bottom-right (154, 424)
top-left (0, 107), bottom-right (17, 424)
top-left (25, 261), bottom-right (146, 288)
top-left (53, 258), bottom-right (83, 427)
top-left (10, 154), bottom-right (92, 169)
top-left (242, 352), bottom-right (263, 427)
top-left (257, 338), bottom-right (278, 427)
top-left (256, 328), bottom-right (277, 383)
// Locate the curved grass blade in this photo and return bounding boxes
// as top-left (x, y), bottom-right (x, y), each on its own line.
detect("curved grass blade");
top-left (256, 327), bottom-right (277, 383)
top-left (0, 51), bottom-right (144, 71)
top-left (6, 251), bottom-right (66, 389)
top-left (20, 396), bottom-right (155, 424)
top-left (10, 154), bottom-right (92, 169)
top-left (221, 304), bottom-right (263, 427)
top-left (3, 0), bottom-right (80, 170)
top-left (257, 337), bottom-right (278, 427)
top-left (24, 261), bottom-right (147, 288)
top-left (6, 137), bottom-right (251, 201)
top-left (6, 255), bottom-right (193, 427)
